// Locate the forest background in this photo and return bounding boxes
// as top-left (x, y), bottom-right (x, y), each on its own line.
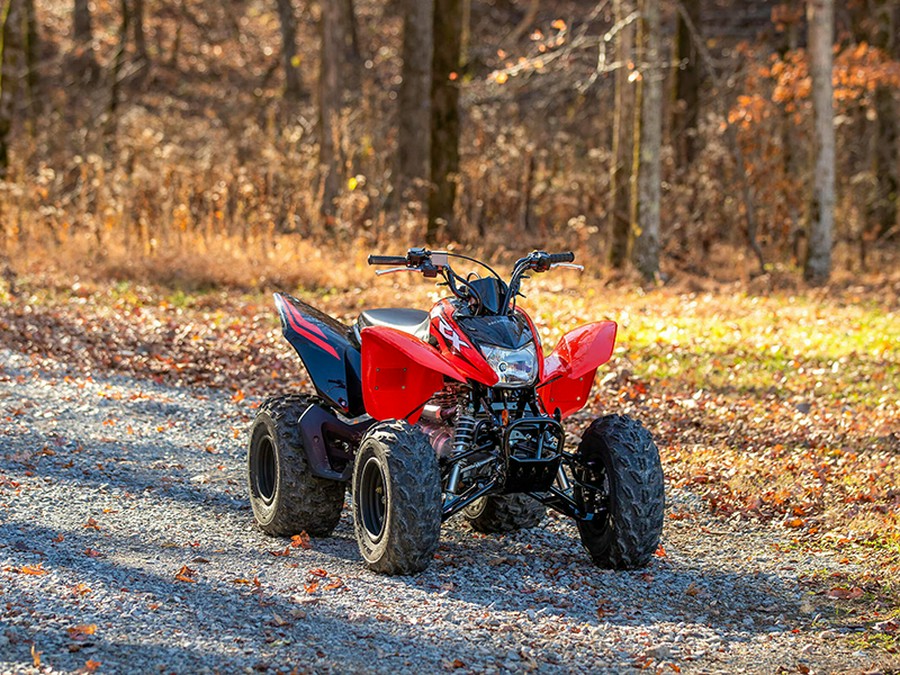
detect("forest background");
top-left (0, 0), bottom-right (899, 651)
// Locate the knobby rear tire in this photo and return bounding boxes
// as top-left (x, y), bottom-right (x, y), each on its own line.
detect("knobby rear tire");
top-left (247, 395), bottom-right (345, 537)
top-left (463, 494), bottom-right (545, 533)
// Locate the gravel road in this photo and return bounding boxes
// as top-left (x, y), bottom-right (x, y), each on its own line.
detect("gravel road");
top-left (1, 348), bottom-right (896, 674)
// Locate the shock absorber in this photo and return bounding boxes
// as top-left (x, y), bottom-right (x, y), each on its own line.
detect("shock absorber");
top-left (447, 401), bottom-right (476, 494)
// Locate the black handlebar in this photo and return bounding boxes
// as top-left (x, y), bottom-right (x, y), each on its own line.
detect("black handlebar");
top-left (548, 252), bottom-right (575, 263)
top-left (367, 255), bottom-right (409, 266)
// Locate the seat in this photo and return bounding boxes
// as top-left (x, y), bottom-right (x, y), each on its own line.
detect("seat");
top-left (355, 308), bottom-right (431, 343)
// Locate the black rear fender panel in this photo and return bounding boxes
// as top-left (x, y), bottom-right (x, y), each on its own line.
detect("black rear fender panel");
top-left (273, 292), bottom-right (365, 417)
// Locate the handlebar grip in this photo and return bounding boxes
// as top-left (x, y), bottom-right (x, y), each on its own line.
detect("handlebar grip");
top-left (548, 252), bottom-right (575, 263)
top-left (367, 255), bottom-right (409, 266)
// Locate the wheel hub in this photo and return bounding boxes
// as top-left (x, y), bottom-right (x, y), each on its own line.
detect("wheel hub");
top-left (360, 456), bottom-right (387, 541)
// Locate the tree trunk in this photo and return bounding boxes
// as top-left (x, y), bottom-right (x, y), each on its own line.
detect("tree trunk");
top-left (804, 0), bottom-right (834, 284)
top-left (427, 0), bottom-right (463, 244)
top-left (109, 0), bottom-right (129, 122)
top-left (0, 0), bottom-right (23, 177)
top-left (608, 0), bottom-right (635, 268)
top-left (133, 0), bottom-right (148, 65)
top-left (340, 0), bottom-right (360, 63)
top-left (396, 0), bottom-right (434, 200)
top-left (319, 0), bottom-right (343, 219)
top-left (73, 0), bottom-right (98, 81)
top-left (633, 0), bottom-right (662, 281)
top-left (22, 0), bottom-right (37, 118)
top-left (869, 0), bottom-right (898, 237)
top-left (276, 0), bottom-right (303, 100)
top-left (674, 0), bottom-right (700, 166)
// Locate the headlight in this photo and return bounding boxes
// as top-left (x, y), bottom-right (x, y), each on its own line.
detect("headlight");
top-left (481, 343), bottom-right (538, 387)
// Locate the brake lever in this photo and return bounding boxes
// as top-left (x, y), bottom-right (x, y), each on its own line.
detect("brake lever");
top-left (550, 263), bottom-right (585, 271)
top-left (375, 267), bottom-right (419, 276)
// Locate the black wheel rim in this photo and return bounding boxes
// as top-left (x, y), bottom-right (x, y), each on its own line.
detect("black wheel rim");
top-left (256, 435), bottom-right (277, 504)
top-left (577, 460), bottom-right (612, 527)
top-left (360, 456), bottom-right (387, 542)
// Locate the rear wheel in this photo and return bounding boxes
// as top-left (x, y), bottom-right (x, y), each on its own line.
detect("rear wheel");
top-left (574, 414), bottom-right (664, 569)
top-left (463, 494), bottom-right (545, 533)
top-left (247, 395), bottom-right (345, 537)
top-left (352, 421), bottom-right (442, 575)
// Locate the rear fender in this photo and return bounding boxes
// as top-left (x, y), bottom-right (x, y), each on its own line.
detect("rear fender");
top-left (274, 293), bottom-right (364, 416)
top-left (538, 321), bottom-right (617, 418)
top-left (361, 326), bottom-right (468, 423)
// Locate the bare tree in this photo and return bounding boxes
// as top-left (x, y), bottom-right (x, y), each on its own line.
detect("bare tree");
top-left (804, 0), bottom-right (834, 284)
top-left (0, 0), bottom-right (23, 176)
top-left (674, 0), bottom-right (701, 166)
top-left (608, 0), bottom-right (636, 268)
top-left (870, 0), bottom-right (898, 237)
top-left (633, 0), bottom-right (662, 281)
top-left (276, 0), bottom-right (303, 99)
top-left (133, 0), bottom-right (148, 66)
top-left (427, 0), bottom-right (463, 244)
top-left (73, 0), bottom-right (98, 81)
top-left (395, 0), bottom-right (434, 200)
top-left (319, 0), bottom-right (343, 218)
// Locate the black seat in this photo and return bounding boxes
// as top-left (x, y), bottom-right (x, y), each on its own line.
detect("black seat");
top-left (355, 308), bottom-right (431, 342)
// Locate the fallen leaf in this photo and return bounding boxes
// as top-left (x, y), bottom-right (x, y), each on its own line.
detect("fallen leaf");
top-left (83, 660), bottom-right (101, 673)
top-left (174, 565), bottom-right (197, 583)
top-left (305, 581), bottom-right (319, 594)
top-left (308, 568), bottom-right (328, 578)
top-left (290, 532), bottom-right (311, 549)
top-left (53, 533), bottom-right (65, 543)
top-left (685, 582), bottom-right (701, 597)
top-left (269, 547), bottom-right (292, 557)
top-left (68, 624), bottom-right (97, 639)
top-left (826, 586), bottom-right (863, 600)
top-left (31, 644), bottom-right (41, 667)
top-left (231, 578), bottom-right (251, 585)
top-left (323, 578), bottom-right (343, 591)
top-left (84, 517), bottom-right (101, 530)
top-left (270, 613), bottom-right (289, 627)
top-left (21, 564), bottom-right (48, 576)
top-left (655, 544), bottom-right (667, 557)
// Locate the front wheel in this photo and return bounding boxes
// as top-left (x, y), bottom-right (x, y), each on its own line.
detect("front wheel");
top-left (573, 414), bottom-right (664, 569)
top-left (352, 421), bottom-right (442, 575)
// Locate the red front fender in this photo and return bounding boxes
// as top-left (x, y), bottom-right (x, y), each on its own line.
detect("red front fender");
top-left (360, 326), bottom-right (496, 423)
top-left (538, 321), bottom-right (617, 418)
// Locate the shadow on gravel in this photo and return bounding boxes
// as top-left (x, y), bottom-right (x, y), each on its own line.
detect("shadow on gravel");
top-left (2, 520), bottom-right (538, 673)
top-left (0, 427), bottom-right (248, 515)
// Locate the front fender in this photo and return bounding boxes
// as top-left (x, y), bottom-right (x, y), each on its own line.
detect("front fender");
top-left (361, 327), bottom-right (468, 423)
top-left (538, 321), bottom-right (617, 418)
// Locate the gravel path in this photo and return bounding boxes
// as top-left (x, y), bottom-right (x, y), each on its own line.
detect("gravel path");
top-left (1, 349), bottom-right (896, 674)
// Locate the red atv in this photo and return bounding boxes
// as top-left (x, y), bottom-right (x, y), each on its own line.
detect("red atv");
top-left (248, 248), bottom-right (664, 574)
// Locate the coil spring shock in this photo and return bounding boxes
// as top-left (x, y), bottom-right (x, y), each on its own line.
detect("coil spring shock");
top-left (447, 402), bottom-right (476, 494)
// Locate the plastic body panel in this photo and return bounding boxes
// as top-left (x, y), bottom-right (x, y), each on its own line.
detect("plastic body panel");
top-left (274, 293), bottom-right (365, 416)
top-left (538, 321), bottom-right (617, 418)
top-left (360, 326), bottom-right (468, 423)
top-left (428, 299), bottom-right (501, 386)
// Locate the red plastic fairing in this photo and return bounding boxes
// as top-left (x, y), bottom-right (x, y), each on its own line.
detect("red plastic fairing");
top-left (515, 307), bottom-right (545, 381)
top-left (538, 321), bottom-right (617, 418)
top-left (428, 300), bottom-right (499, 386)
top-left (361, 326), bottom-right (466, 423)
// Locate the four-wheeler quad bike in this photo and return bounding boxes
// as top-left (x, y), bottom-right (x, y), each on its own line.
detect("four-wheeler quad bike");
top-left (247, 248), bottom-right (664, 575)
